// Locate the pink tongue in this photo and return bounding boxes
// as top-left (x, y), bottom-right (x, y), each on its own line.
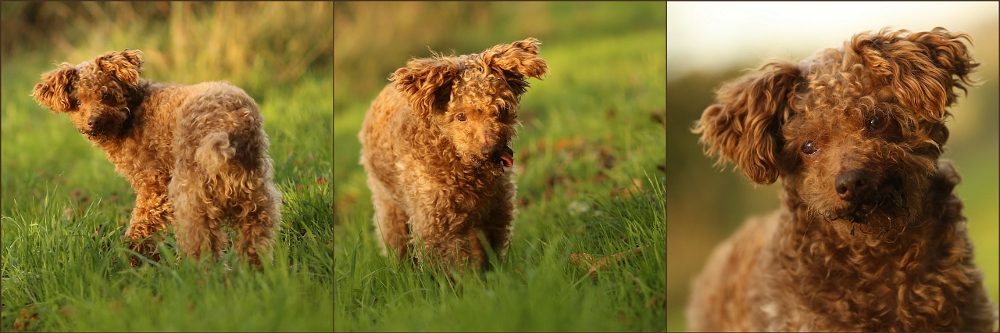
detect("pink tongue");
top-left (499, 146), bottom-right (514, 167)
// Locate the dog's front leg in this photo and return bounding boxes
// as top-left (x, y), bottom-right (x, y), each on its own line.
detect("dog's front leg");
top-left (123, 189), bottom-right (173, 267)
top-left (409, 209), bottom-right (485, 273)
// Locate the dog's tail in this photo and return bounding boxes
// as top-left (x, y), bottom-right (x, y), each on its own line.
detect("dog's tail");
top-left (194, 132), bottom-right (236, 175)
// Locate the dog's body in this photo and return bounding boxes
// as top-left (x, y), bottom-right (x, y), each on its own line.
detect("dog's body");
top-left (359, 38), bottom-right (547, 270)
top-left (33, 50), bottom-right (281, 267)
top-left (687, 28), bottom-right (996, 331)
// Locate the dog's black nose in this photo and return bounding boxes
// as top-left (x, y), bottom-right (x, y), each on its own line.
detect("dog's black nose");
top-left (835, 170), bottom-right (870, 201)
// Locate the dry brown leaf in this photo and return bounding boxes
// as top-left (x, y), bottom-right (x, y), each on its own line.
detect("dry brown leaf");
top-left (569, 246), bottom-right (645, 275)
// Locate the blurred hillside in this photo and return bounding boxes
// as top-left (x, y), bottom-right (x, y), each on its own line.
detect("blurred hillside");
top-left (1, 2), bottom-right (332, 97)
top-left (333, 2), bottom-right (666, 114)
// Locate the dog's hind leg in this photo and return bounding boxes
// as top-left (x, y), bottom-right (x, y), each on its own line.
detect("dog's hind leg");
top-left (169, 130), bottom-right (238, 263)
top-left (168, 162), bottom-right (229, 263)
top-left (368, 176), bottom-right (412, 261)
top-left (230, 159), bottom-right (282, 268)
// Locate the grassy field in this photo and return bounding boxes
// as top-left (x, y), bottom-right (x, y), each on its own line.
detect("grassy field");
top-left (0, 67), bottom-right (333, 331)
top-left (1, 3), bottom-right (332, 331)
top-left (333, 24), bottom-right (667, 332)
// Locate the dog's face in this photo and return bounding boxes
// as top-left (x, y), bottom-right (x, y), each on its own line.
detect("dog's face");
top-left (695, 28), bottom-right (977, 234)
top-left (392, 38), bottom-right (548, 170)
top-left (32, 50), bottom-right (144, 143)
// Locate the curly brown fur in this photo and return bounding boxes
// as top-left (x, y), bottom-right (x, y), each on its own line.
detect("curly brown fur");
top-left (32, 49), bottom-right (282, 268)
top-left (358, 38), bottom-right (547, 271)
top-left (687, 28), bottom-right (996, 331)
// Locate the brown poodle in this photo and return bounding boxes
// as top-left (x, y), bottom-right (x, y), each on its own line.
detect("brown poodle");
top-left (687, 28), bottom-right (997, 331)
top-left (359, 38), bottom-right (547, 270)
top-left (32, 49), bottom-right (281, 268)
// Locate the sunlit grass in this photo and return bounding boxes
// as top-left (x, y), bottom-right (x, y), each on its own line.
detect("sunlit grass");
top-left (0, 71), bottom-right (333, 330)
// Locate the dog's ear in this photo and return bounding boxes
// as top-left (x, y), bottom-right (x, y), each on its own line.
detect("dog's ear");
top-left (693, 61), bottom-right (800, 185)
top-left (95, 49), bottom-right (144, 87)
top-left (32, 63), bottom-right (78, 113)
top-left (391, 58), bottom-right (459, 118)
top-left (482, 38), bottom-right (549, 96)
top-left (853, 28), bottom-right (978, 123)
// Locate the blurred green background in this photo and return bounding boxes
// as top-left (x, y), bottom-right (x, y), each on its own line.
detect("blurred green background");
top-left (667, 4), bottom-right (999, 331)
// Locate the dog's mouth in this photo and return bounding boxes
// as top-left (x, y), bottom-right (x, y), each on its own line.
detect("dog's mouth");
top-left (493, 145), bottom-right (514, 168)
top-left (471, 144), bottom-right (515, 170)
top-left (81, 108), bottom-right (132, 139)
top-left (83, 122), bottom-right (113, 138)
top-left (824, 176), bottom-right (907, 224)
top-left (82, 124), bottom-right (110, 138)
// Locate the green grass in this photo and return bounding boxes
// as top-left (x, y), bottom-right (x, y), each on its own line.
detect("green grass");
top-left (0, 61), bottom-right (333, 331)
top-left (333, 29), bottom-right (667, 331)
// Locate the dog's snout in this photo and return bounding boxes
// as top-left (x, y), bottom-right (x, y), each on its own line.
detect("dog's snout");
top-left (87, 117), bottom-right (102, 133)
top-left (482, 145), bottom-right (514, 167)
top-left (835, 170), bottom-right (870, 201)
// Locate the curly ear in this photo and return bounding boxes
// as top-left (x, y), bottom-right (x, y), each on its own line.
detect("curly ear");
top-left (851, 28), bottom-right (978, 122)
top-left (391, 57), bottom-right (459, 118)
top-left (95, 49), bottom-right (144, 87)
top-left (693, 60), bottom-right (800, 185)
top-left (481, 38), bottom-right (549, 96)
top-left (32, 63), bottom-right (78, 113)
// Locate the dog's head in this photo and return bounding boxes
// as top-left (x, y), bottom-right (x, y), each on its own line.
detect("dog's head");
top-left (694, 28), bottom-right (978, 234)
top-left (391, 38), bottom-right (548, 170)
top-left (33, 49), bottom-right (144, 143)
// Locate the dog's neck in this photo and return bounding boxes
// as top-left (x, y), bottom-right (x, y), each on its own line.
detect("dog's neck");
top-left (89, 80), bottom-right (181, 181)
top-left (763, 163), bottom-right (988, 330)
top-left (125, 80), bottom-right (151, 118)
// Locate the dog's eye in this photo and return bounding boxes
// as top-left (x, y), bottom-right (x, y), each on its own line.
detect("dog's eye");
top-left (867, 115), bottom-right (889, 131)
top-left (801, 141), bottom-right (818, 156)
top-left (102, 92), bottom-right (112, 102)
top-left (456, 113), bottom-right (467, 122)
